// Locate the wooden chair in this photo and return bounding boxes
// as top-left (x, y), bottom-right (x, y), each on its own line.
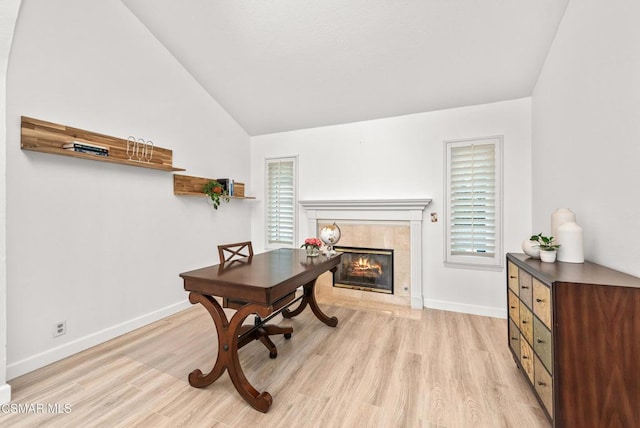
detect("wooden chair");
top-left (217, 241), bottom-right (293, 358)
top-left (218, 241), bottom-right (254, 264)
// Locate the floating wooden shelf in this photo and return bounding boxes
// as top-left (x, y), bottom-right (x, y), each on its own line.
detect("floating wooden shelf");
top-left (20, 116), bottom-right (185, 172)
top-left (173, 174), bottom-right (255, 199)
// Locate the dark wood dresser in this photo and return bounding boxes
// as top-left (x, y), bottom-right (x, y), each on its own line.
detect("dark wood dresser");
top-left (506, 253), bottom-right (640, 427)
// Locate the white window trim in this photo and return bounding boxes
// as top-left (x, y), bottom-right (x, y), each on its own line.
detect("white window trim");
top-left (444, 136), bottom-right (503, 270)
top-left (264, 156), bottom-right (298, 249)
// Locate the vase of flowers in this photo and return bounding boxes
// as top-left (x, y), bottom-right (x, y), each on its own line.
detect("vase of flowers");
top-left (301, 237), bottom-right (322, 257)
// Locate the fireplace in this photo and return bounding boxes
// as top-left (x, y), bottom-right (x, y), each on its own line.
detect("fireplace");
top-left (334, 246), bottom-right (394, 294)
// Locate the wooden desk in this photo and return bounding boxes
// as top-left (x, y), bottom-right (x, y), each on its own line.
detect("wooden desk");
top-left (179, 248), bottom-right (341, 412)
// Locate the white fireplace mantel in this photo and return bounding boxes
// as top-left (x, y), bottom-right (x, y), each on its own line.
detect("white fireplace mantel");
top-left (299, 198), bottom-right (431, 309)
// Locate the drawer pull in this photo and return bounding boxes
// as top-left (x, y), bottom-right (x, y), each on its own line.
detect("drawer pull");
top-left (537, 381), bottom-right (547, 386)
top-left (536, 298), bottom-right (544, 303)
top-left (522, 320), bottom-right (528, 324)
top-left (510, 305), bottom-right (516, 309)
top-left (521, 286), bottom-right (529, 289)
top-left (537, 339), bottom-right (544, 344)
top-left (510, 275), bottom-right (517, 279)
top-left (511, 337), bottom-right (518, 340)
top-left (522, 355), bottom-right (529, 359)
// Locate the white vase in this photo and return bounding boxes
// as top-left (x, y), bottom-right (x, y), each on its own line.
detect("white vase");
top-left (522, 239), bottom-right (540, 259)
top-left (540, 250), bottom-right (557, 263)
top-left (305, 246), bottom-right (320, 257)
top-left (557, 221), bottom-right (584, 263)
top-left (551, 208), bottom-right (576, 244)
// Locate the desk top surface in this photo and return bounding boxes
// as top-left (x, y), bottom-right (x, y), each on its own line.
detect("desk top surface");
top-left (180, 248), bottom-right (341, 305)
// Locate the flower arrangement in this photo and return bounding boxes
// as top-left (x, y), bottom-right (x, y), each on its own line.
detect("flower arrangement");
top-left (301, 237), bottom-right (323, 250)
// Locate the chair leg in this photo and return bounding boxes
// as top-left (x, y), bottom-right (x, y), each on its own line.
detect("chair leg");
top-left (262, 324), bottom-right (293, 337)
top-left (258, 331), bottom-right (278, 359)
top-left (253, 316), bottom-right (295, 358)
top-left (256, 325), bottom-right (294, 358)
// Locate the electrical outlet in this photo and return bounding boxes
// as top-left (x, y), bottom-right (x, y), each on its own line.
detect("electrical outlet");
top-left (53, 321), bottom-right (66, 337)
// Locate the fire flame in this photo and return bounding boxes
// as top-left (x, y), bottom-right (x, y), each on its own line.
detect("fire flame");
top-left (349, 256), bottom-right (383, 276)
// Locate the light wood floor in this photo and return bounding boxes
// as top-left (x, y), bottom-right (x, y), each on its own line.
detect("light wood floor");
top-left (1, 293), bottom-right (550, 427)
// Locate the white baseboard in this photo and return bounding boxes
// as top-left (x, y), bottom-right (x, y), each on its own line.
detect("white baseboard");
top-left (7, 300), bottom-right (192, 380)
top-left (0, 383), bottom-right (11, 404)
top-left (410, 296), bottom-right (423, 309)
top-left (424, 298), bottom-right (507, 319)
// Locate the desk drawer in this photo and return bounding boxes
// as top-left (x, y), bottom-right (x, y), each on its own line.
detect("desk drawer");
top-left (508, 318), bottom-right (521, 360)
top-left (533, 278), bottom-right (551, 329)
top-left (534, 316), bottom-right (553, 374)
top-left (519, 270), bottom-right (533, 309)
top-left (520, 339), bottom-right (535, 384)
top-left (535, 356), bottom-right (553, 416)
top-left (508, 261), bottom-right (519, 294)
top-left (519, 301), bottom-right (533, 345)
top-left (508, 290), bottom-right (520, 325)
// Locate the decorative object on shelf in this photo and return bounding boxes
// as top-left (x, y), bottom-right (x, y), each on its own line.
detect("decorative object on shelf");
top-left (319, 222), bottom-right (341, 255)
top-left (301, 237), bottom-right (323, 257)
top-left (126, 136), bottom-right (154, 164)
top-left (63, 141), bottom-right (109, 157)
top-left (539, 249), bottom-right (557, 263)
top-left (522, 236), bottom-right (541, 259)
top-left (551, 208), bottom-right (576, 245)
top-left (557, 221), bottom-right (584, 263)
top-left (216, 178), bottom-right (232, 195)
top-left (530, 233), bottom-right (560, 263)
top-left (202, 180), bottom-right (230, 209)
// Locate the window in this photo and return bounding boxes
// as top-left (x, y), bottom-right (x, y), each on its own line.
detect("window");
top-left (265, 157), bottom-right (297, 248)
top-left (445, 136), bottom-right (503, 269)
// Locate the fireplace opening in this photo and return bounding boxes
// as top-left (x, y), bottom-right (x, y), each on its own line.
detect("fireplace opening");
top-left (334, 246), bottom-right (394, 294)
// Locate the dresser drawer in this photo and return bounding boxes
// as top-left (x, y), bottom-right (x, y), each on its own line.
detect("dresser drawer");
top-left (520, 339), bottom-right (535, 383)
top-left (535, 356), bottom-right (553, 416)
top-left (519, 270), bottom-right (533, 309)
top-left (508, 290), bottom-right (520, 325)
top-left (519, 301), bottom-right (533, 345)
top-left (508, 318), bottom-right (521, 360)
top-left (533, 316), bottom-right (553, 374)
top-left (533, 278), bottom-right (552, 328)
top-left (508, 261), bottom-right (519, 294)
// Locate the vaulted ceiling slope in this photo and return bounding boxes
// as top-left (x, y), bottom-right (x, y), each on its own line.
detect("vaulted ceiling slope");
top-left (121, 0), bottom-right (568, 136)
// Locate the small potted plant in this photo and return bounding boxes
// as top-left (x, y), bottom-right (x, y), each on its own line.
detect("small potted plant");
top-left (202, 180), bottom-right (230, 210)
top-left (531, 233), bottom-right (560, 263)
top-left (301, 237), bottom-right (323, 257)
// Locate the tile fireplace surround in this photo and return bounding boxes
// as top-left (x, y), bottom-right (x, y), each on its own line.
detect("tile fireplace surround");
top-left (299, 199), bottom-right (431, 309)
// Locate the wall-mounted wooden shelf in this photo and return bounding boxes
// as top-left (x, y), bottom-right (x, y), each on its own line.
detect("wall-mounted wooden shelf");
top-left (20, 116), bottom-right (185, 172)
top-left (173, 174), bottom-right (255, 199)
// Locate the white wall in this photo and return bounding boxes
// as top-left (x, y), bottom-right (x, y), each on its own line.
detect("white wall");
top-left (1, 0), bottom-right (22, 403)
top-left (251, 98), bottom-right (532, 317)
top-left (532, 0), bottom-right (640, 276)
top-left (5, 0), bottom-right (251, 378)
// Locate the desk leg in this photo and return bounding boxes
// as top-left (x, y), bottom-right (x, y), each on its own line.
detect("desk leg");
top-left (282, 273), bottom-right (338, 327)
top-left (188, 292), bottom-right (274, 413)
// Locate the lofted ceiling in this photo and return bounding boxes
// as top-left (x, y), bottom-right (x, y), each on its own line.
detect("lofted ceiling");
top-left (121, 0), bottom-right (569, 136)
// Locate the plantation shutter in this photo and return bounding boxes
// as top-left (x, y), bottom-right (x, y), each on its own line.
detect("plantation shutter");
top-left (445, 136), bottom-right (502, 268)
top-left (266, 158), bottom-right (296, 246)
